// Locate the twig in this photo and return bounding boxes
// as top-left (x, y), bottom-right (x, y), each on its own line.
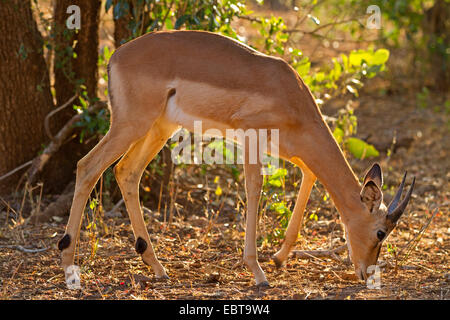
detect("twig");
top-left (28, 181), bottom-right (74, 224)
top-left (292, 244), bottom-right (347, 262)
top-left (0, 245), bottom-right (48, 253)
top-left (105, 199), bottom-right (124, 217)
top-left (1, 261), bottom-right (23, 298)
top-left (26, 100), bottom-right (108, 184)
top-left (398, 208), bottom-right (439, 264)
top-left (157, 0), bottom-right (175, 31)
top-left (0, 161), bottom-right (33, 182)
top-left (0, 197), bottom-right (16, 215)
top-left (296, 0), bottom-right (324, 26)
top-left (407, 261), bottom-right (435, 273)
top-left (24, 181), bottom-right (38, 223)
top-left (237, 14), bottom-right (262, 24)
top-left (34, 182), bottom-right (44, 223)
top-left (0, 197), bottom-right (17, 226)
top-left (44, 94), bottom-right (78, 141)
top-left (286, 18), bottom-right (361, 35)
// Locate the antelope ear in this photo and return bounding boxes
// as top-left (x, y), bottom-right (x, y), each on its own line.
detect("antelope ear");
top-left (363, 163), bottom-right (383, 189)
top-left (361, 181), bottom-right (383, 213)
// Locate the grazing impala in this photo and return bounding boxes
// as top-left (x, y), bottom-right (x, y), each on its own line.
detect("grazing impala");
top-left (58, 30), bottom-right (414, 288)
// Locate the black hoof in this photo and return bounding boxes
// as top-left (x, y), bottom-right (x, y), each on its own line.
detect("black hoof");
top-left (256, 281), bottom-right (271, 289)
top-left (156, 274), bottom-right (170, 281)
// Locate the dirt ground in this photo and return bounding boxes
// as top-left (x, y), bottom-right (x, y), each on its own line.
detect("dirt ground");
top-left (0, 82), bottom-right (448, 300)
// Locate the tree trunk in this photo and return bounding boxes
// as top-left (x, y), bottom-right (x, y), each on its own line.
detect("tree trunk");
top-left (113, 0), bottom-right (134, 48)
top-left (53, 0), bottom-right (101, 106)
top-left (0, 0), bottom-right (55, 194)
top-left (40, 0), bottom-right (102, 193)
top-left (424, 0), bottom-right (450, 91)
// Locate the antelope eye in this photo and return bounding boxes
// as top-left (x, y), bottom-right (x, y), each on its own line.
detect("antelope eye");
top-left (377, 230), bottom-right (386, 241)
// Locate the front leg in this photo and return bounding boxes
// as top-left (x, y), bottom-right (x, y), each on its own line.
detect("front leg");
top-left (272, 158), bottom-right (316, 267)
top-left (242, 162), bottom-right (268, 287)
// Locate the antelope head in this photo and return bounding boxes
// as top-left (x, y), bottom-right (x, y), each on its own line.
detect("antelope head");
top-left (345, 163), bottom-right (415, 280)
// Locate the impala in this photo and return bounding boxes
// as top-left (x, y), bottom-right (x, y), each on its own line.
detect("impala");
top-left (58, 30), bottom-right (415, 288)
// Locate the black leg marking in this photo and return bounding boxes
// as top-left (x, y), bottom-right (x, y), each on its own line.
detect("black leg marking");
top-left (58, 234), bottom-right (71, 251)
top-left (135, 237), bottom-right (147, 254)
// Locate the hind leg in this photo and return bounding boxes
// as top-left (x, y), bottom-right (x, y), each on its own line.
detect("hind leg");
top-left (58, 124), bottom-right (149, 287)
top-left (114, 121), bottom-right (177, 279)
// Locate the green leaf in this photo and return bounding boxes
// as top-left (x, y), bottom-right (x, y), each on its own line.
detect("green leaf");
top-left (79, 95), bottom-right (88, 110)
top-left (341, 54), bottom-right (349, 71)
top-left (333, 127), bottom-right (344, 144)
top-left (175, 15), bottom-right (190, 29)
top-left (165, 18), bottom-right (174, 30)
top-left (315, 72), bottom-right (325, 82)
top-left (266, 168), bottom-right (287, 188)
top-left (345, 137), bottom-right (379, 159)
top-left (331, 58), bottom-right (342, 80)
top-left (296, 60), bottom-right (310, 77)
top-left (349, 49), bottom-right (390, 67)
top-left (271, 202), bottom-right (291, 216)
top-left (372, 49), bottom-right (390, 65)
top-left (349, 50), bottom-right (370, 67)
top-left (269, 168), bottom-right (287, 180)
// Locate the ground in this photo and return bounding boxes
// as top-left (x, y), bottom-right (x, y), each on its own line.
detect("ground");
top-left (0, 83), bottom-right (448, 300)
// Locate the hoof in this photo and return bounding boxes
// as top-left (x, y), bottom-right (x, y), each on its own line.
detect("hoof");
top-left (271, 255), bottom-right (284, 269)
top-left (155, 274), bottom-right (170, 281)
top-left (64, 265), bottom-right (81, 290)
top-left (256, 281), bottom-right (271, 289)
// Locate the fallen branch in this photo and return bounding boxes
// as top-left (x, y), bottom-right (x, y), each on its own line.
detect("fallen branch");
top-left (45, 94), bottom-right (78, 141)
top-left (105, 199), bottom-right (125, 218)
top-left (286, 18), bottom-right (361, 35)
top-left (26, 100), bottom-right (108, 184)
top-left (0, 245), bottom-right (48, 253)
top-left (28, 181), bottom-right (75, 224)
top-left (0, 161), bottom-right (33, 182)
top-left (292, 244), bottom-right (348, 263)
top-left (0, 95), bottom-right (78, 183)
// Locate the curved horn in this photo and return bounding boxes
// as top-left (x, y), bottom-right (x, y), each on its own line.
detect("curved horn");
top-left (387, 177), bottom-right (415, 224)
top-left (387, 172), bottom-right (407, 214)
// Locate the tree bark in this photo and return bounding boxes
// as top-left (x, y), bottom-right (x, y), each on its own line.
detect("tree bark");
top-left (424, 0), bottom-right (450, 91)
top-left (39, 0), bottom-right (102, 193)
top-left (53, 0), bottom-right (101, 107)
top-left (113, 0), bottom-right (133, 48)
top-left (0, 0), bottom-right (54, 194)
